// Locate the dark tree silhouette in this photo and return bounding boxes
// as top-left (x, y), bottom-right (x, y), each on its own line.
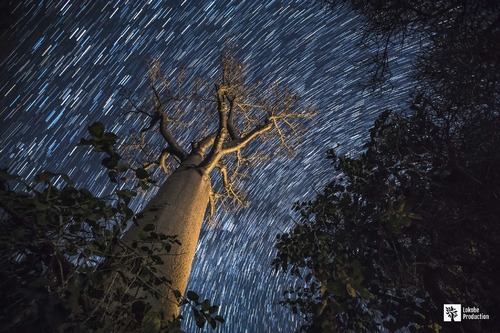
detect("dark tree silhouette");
top-left (274, 1), bottom-right (500, 332)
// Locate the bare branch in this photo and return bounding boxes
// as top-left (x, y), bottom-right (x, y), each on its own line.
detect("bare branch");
top-left (158, 149), bottom-right (169, 173)
top-left (221, 121), bottom-right (273, 155)
top-left (159, 114), bottom-right (187, 161)
top-left (199, 57), bottom-right (316, 173)
top-left (120, 93), bottom-right (161, 134)
top-left (212, 161), bottom-right (249, 211)
top-left (119, 50), bottom-right (315, 220)
top-left (142, 149), bottom-right (171, 174)
top-left (199, 85), bottom-right (230, 172)
top-left (191, 132), bottom-right (217, 157)
top-left (227, 97), bottom-right (240, 140)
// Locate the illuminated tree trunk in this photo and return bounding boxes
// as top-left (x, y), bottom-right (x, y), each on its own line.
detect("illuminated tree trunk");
top-left (115, 52), bottom-right (313, 324)
top-left (122, 154), bottom-right (211, 319)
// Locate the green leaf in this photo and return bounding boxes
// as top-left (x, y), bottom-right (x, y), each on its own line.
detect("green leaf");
top-left (117, 189), bottom-right (136, 202)
top-left (59, 173), bottom-right (73, 186)
top-left (0, 168), bottom-right (19, 181)
top-left (193, 310), bottom-right (206, 328)
top-left (346, 283), bottom-right (357, 298)
top-left (164, 242), bottom-right (172, 253)
top-left (359, 287), bottom-right (372, 300)
top-left (209, 304), bottom-right (219, 314)
top-left (108, 170), bottom-right (118, 182)
top-left (135, 168), bottom-right (149, 180)
top-left (103, 132), bottom-right (118, 143)
top-left (77, 138), bottom-right (93, 146)
top-left (35, 171), bottom-right (56, 183)
top-left (187, 290), bottom-right (199, 302)
top-left (172, 290), bottom-right (182, 300)
top-left (117, 164), bottom-right (129, 172)
top-left (88, 122), bottom-right (105, 138)
top-left (102, 156), bottom-right (118, 169)
top-left (200, 299), bottom-right (211, 311)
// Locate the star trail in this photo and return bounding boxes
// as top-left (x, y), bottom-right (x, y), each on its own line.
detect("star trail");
top-left (0, 1), bottom-right (414, 332)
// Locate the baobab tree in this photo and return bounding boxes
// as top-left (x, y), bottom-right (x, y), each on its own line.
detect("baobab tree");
top-left (98, 50), bottom-right (316, 324)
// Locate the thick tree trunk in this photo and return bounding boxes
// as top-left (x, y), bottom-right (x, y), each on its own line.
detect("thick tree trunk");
top-left (122, 154), bottom-right (211, 320)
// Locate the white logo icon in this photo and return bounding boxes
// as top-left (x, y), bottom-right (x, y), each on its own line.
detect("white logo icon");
top-left (443, 304), bottom-right (462, 322)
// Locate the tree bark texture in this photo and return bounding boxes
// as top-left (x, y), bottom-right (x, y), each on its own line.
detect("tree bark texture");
top-left (122, 154), bottom-right (211, 319)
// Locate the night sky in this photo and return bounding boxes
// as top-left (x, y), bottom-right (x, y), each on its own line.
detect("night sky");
top-left (0, 1), bottom-right (414, 332)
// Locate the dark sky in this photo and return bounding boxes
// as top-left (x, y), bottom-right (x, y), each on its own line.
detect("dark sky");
top-left (0, 1), bottom-right (414, 331)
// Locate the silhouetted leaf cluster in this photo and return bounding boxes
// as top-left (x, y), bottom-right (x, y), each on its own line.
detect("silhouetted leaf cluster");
top-left (0, 123), bottom-right (224, 332)
top-left (275, 1), bottom-right (500, 332)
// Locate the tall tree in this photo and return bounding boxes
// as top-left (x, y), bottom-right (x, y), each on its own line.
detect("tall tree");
top-left (83, 50), bottom-right (315, 322)
top-left (0, 51), bottom-right (314, 331)
top-left (274, 1), bottom-right (500, 332)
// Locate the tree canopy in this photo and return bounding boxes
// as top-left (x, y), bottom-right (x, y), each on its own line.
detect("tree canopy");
top-left (274, 1), bottom-right (500, 332)
top-left (118, 50), bottom-right (314, 212)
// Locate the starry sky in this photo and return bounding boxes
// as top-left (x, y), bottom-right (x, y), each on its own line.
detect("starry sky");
top-left (0, 1), bottom-right (414, 332)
